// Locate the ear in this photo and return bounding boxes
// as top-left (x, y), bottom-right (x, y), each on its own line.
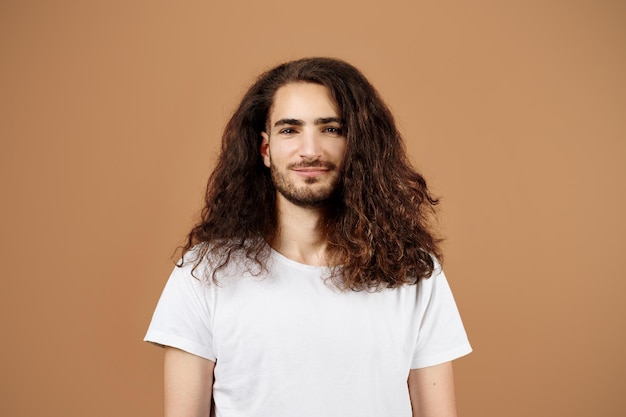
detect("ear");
top-left (260, 132), bottom-right (271, 168)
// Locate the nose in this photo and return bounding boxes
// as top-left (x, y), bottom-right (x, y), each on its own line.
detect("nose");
top-left (299, 129), bottom-right (322, 160)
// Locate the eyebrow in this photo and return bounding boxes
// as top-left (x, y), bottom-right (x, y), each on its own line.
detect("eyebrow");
top-left (273, 117), bottom-right (343, 128)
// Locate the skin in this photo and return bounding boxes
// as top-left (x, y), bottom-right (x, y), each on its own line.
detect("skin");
top-left (408, 362), bottom-right (459, 417)
top-left (164, 347), bottom-right (214, 417)
top-left (260, 82), bottom-right (348, 265)
top-left (163, 82), bottom-right (459, 417)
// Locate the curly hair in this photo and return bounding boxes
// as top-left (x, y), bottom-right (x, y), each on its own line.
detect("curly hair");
top-left (180, 57), bottom-right (442, 290)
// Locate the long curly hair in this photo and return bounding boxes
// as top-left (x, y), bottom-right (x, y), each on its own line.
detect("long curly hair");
top-left (180, 57), bottom-right (442, 291)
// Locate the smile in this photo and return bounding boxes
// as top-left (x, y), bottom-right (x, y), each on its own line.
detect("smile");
top-left (293, 167), bottom-right (330, 178)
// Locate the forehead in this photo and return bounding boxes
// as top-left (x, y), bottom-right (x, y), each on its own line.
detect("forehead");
top-left (268, 83), bottom-right (340, 123)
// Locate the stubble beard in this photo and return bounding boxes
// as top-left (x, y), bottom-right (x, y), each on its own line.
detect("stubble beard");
top-left (270, 161), bottom-right (341, 208)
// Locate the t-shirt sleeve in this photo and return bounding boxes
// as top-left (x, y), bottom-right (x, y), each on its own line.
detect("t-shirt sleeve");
top-left (144, 263), bottom-right (216, 361)
top-left (410, 263), bottom-right (472, 369)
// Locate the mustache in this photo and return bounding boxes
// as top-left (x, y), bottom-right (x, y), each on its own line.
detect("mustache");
top-left (288, 160), bottom-right (337, 170)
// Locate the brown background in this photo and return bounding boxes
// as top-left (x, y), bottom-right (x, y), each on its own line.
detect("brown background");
top-left (1, 1), bottom-right (625, 416)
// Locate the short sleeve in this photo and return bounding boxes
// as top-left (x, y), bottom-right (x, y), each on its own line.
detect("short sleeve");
top-left (144, 263), bottom-right (216, 361)
top-left (410, 264), bottom-right (472, 369)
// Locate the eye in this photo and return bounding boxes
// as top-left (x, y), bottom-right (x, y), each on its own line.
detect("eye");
top-left (279, 128), bottom-right (297, 134)
top-left (323, 126), bottom-right (344, 136)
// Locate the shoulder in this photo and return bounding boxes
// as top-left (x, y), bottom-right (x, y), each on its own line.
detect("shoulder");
top-left (414, 256), bottom-right (450, 295)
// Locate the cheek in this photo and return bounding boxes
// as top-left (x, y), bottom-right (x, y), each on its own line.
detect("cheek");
top-left (269, 142), bottom-right (297, 161)
top-left (334, 142), bottom-right (348, 163)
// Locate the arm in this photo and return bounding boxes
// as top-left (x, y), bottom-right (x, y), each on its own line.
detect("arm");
top-left (408, 361), bottom-right (458, 417)
top-left (164, 347), bottom-right (215, 417)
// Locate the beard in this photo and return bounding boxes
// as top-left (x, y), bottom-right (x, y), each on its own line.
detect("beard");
top-left (270, 160), bottom-right (341, 208)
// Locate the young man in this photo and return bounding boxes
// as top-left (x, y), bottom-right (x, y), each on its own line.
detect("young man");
top-left (145, 57), bottom-right (471, 417)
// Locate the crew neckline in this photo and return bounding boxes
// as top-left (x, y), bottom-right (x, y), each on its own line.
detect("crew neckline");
top-left (269, 247), bottom-right (331, 272)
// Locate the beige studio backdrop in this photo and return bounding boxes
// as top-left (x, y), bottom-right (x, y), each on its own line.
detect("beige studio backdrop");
top-left (1, 1), bottom-right (625, 416)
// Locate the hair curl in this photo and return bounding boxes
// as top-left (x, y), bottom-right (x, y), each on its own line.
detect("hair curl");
top-left (180, 57), bottom-right (442, 291)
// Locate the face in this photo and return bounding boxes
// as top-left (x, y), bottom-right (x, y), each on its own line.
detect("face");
top-left (261, 83), bottom-right (347, 208)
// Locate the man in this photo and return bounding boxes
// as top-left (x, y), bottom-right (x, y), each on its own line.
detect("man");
top-left (145, 57), bottom-right (471, 417)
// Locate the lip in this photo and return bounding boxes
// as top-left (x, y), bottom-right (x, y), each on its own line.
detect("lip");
top-left (293, 167), bottom-right (329, 177)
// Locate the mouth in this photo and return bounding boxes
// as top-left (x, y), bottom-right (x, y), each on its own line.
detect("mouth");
top-left (290, 161), bottom-right (336, 178)
top-left (293, 167), bottom-right (330, 178)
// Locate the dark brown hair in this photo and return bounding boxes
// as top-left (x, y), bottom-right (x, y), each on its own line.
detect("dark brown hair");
top-left (180, 57), bottom-right (442, 290)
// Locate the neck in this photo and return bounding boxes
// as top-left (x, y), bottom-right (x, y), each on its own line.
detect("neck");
top-left (270, 196), bottom-right (331, 266)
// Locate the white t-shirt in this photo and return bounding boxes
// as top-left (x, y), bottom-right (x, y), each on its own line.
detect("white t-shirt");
top-left (145, 249), bottom-right (471, 417)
